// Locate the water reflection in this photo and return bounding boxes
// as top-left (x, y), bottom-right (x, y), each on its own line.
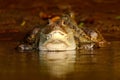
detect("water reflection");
top-left (0, 41), bottom-right (120, 80)
top-left (78, 49), bottom-right (97, 64)
top-left (38, 50), bottom-right (98, 78)
top-left (39, 51), bottom-right (76, 78)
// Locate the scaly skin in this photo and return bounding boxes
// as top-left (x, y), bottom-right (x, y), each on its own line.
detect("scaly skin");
top-left (17, 12), bottom-right (108, 51)
top-left (61, 12), bottom-right (107, 48)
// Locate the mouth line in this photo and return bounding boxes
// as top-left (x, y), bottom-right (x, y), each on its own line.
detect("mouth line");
top-left (49, 40), bottom-right (66, 43)
top-left (43, 38), bottom-right (70, 47)
top-left (45, 42), bottom-right (69, 51)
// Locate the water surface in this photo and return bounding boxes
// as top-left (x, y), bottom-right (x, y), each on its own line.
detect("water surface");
top-left (0, 41), bottom-right (120, 80)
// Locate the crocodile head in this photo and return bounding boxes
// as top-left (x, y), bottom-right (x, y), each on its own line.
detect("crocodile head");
top-left (39, 16), bottom-right (76, 51)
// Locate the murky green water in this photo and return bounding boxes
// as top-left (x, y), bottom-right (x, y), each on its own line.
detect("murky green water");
top-left (0, 41), bottom-right (120, 80)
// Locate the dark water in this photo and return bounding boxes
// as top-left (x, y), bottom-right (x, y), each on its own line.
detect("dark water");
top-left (0, 41), bottom-right (120, 80)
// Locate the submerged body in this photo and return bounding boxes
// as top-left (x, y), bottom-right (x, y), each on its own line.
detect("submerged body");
top-left (17, 12), bottom-right (108, 51)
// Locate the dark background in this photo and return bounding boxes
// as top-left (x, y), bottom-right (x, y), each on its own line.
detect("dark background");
top-left (0, 0), bottom-right (120, 41)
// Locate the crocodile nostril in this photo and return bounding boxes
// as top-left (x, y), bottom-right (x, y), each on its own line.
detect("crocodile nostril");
top-left (59, 32), bottom-right (64, 35)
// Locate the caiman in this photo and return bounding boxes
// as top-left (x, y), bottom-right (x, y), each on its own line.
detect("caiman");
top-left (17, 12), bottom-right (107, 51)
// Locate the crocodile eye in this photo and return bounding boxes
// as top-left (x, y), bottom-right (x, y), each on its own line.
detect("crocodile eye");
top-left (62, 20), bottom-right (66, 26)
top-left (47, 34), bottom-right (51, 39)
